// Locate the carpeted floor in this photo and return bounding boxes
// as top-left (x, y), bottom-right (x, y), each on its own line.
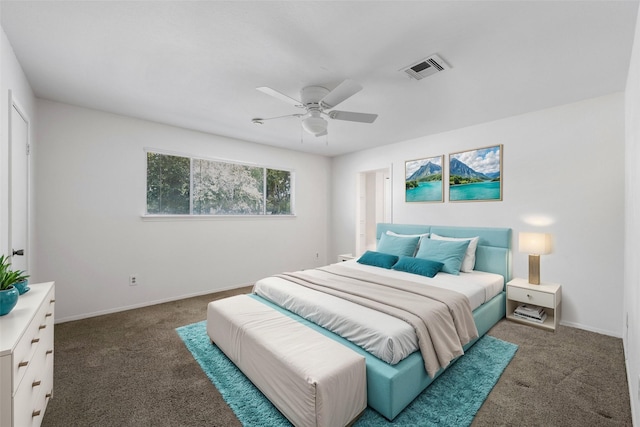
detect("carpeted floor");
top-left (42, 286), bottom-right (632, 427)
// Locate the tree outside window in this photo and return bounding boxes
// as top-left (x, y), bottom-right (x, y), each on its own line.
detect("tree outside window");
top-left (146, 152), bottom-right (293, 216)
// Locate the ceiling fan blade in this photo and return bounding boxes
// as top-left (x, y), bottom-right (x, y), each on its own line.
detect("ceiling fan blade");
top-left (328, 110), bottom-right (378, 123)
top-left (256, 87), bottom-right (303, 108)
top-left (320, 79), bottom-right (363, 109)
top-left (251, 113), bottom-right (304, 125)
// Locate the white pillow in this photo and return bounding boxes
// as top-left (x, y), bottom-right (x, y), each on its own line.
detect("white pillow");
top-left (429, 233), bottom-right (479, 273)
top-left (386, 231), bottom-right (429, 256)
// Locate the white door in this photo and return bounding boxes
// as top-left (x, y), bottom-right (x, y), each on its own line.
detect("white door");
top-left (9, 96), bottom-right (29, 272)
top-left (355, 166), bottom-right (392, 255)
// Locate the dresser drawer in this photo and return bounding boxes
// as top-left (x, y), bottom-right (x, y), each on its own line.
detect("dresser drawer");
top-left (507, 285), bottom-right (555, 308)
top-left (17, 342), bottom-right (54, 427)
top-left (12, 288), bottom-right (54, 394)
top-left (13, 339), bottom-right (49, 427)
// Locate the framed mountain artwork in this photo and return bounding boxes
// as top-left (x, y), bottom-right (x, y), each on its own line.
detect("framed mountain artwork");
top-left (405, 155), bottom-right (444, 202)
top-left (449, 145), bottom-right (502, 202)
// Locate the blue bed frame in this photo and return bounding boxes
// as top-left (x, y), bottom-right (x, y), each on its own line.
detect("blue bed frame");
top-left (252, 223), bottom-right (512, 420)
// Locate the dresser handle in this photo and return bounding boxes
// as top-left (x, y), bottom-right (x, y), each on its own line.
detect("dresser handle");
top-left (50, 299), bottom-right (56, 303)
top-left (31, 338), bottom-right (40, 344)
top-left (18, 361), bottom-right (28, 368)
top-left (45, 313), bottom-right (52, 317)
top-left (32, 380), bottom-right (41, 387)
top-left (32, 410), bottom-right (41, 417)
top-left (46, 349), bottom-right (53, 355)
top-left (46, 393), bottom-right (52, 398)
top-left (39, 324), bottom-right (47, 330)
top-left (527, 294), bottom-right (532, 298)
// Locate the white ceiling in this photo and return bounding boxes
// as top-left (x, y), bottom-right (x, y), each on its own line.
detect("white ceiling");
top-left (1, 1), bottom-right (638, 157)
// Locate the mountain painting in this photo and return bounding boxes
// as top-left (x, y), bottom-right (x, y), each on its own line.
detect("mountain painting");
top-left (449, 145), bottom-right (502, 202)
top-left (405, 155), bottom-right (443, 202)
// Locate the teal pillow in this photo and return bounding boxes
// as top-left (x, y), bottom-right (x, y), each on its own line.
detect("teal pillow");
top-left (415, 238), bottom-right (470, 275)
top-left (392, 256), bottom-right (443, 278)
top-left (377, 233), bottom-right (420, 257)
top-left (357, 251), bottom-right (399, 269)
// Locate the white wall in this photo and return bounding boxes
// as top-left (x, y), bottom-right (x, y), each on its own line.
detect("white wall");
top-left (34, 100), bottom-right (330, 322)
top-left (1, 27), bottom-right (36, 263)
top-left (331, 92), bottom-right (625, 337)
top-left (624, 4), bottom-right (640, 424)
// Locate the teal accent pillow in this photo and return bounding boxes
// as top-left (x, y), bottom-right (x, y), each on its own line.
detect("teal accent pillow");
top-left (377, 233), bottom-right (420, 257)
top-left (357, 251), bottom-right (399, 269)
top-left (392, 256), bottom-right (443, 278)
top-left (415, 238), bottom-right (470, 275)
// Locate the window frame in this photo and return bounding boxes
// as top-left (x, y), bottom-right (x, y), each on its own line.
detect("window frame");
top-left (142, 148), bottom-right (296, 219)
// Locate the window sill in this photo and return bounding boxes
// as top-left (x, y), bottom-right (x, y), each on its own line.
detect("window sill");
top-left (141, 214), bottom-right (296, 222)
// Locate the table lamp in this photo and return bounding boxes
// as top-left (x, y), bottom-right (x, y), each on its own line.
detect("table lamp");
top-left (518, 232), bottom-right (551, 285)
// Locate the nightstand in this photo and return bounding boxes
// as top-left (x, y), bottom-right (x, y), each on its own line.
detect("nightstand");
top-left (337, 254), bottom-right (355, 262)
top-left (506, 278), bottom-right (561, 331)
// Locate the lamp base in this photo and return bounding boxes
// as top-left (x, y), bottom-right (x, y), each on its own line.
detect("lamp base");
top-left (528, 254), bottom-right (540, 285)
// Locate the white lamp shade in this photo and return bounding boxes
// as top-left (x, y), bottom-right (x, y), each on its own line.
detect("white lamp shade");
top-left (518, 232), bottom-right (552, 255)
top-left (301, 111), bottom-right (327, 136)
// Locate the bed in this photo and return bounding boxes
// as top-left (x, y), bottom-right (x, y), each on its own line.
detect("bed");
top-left (230, 223), bottom-right (511, 421)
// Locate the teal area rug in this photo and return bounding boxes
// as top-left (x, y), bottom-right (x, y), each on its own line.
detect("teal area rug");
top-left (177, 321), bottom-right (517, 427)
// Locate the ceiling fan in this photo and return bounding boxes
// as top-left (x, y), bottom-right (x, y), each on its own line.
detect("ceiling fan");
top-left (252, 79), bottom-right (378, 137)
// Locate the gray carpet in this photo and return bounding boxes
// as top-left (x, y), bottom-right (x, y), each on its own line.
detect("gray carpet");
top-left (42, 287), bottom-right (632, 427)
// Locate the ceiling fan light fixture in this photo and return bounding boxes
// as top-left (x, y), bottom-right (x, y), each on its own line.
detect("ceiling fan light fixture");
top-left (255, 79), bottom-right (376, 138)
top-left (301, 112), bottom-right (327, 136)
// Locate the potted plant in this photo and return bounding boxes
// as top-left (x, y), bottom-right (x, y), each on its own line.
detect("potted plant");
top-left (0, 254), bottom-right (29, 316)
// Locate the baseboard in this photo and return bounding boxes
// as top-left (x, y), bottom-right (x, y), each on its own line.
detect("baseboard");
top-left (55, 283), bottom-right (253, 324)
top-left (560, 320), bottom-right (622, 338)
top-left (625, 358), bottom-right (638, 427)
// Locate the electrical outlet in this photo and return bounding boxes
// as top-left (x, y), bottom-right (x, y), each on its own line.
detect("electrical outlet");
top-left (129, 275), bottom-right (138, 286)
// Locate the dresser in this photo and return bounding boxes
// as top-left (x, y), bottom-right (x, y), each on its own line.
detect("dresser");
top-left (0, 282), bottom-right (55, 427)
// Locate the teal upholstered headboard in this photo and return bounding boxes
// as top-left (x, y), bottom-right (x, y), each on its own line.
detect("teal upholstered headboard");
top-left (376, 223), bottom-right (512, 284)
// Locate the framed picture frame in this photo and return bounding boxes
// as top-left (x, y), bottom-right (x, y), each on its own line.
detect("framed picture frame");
top-left (405, 155), bottom-right (444, 203)
top-left (449, 144), bottom-right (502, 202)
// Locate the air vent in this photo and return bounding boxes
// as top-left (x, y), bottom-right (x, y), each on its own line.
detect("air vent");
top-left (401, 54), bottom-right (450, 80)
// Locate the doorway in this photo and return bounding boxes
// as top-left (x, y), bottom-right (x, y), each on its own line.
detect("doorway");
top-left (355, 167), bottom-right (392, 256)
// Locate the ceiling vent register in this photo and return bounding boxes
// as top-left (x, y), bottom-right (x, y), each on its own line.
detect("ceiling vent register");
top-left (401, 54), bottom-right (450, 80)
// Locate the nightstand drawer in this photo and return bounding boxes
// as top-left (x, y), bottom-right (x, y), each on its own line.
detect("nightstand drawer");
top-left (507, 286), bottom-right (554, 308)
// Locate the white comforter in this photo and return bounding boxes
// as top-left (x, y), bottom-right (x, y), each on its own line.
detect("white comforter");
top-left (253, 260), bottom-right (503, 365)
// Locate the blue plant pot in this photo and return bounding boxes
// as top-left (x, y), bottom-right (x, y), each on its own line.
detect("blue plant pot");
top-left (14, 280), bottom-right (29, 295)
top-left (0, 286), bottom-right (19, 316)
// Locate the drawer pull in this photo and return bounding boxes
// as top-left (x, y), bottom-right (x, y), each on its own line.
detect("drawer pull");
top-left (45, 313), bottom-right (53, 317)
top-left (50, 299), bottom-right (56, 303)
top-left (32, 410), bottom-right (41, 417)
top-left (18, 361), bottom-right (29, 368)
top-left (32, 338), bottom-right (40, 344)
top-left (32, 380), bottom-right (42, 387)
top-left (46, 349), bottom-right (53, 355)
top-left (39, 324), bottom-right (47, 330)
top-left (46, 393), bottom-right (52, 398)
top-left (527, 294), bottom-right (532, 298)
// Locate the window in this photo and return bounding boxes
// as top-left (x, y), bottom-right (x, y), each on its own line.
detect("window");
top-left (146, 151), bottom-right (293, 216)
top-left (146, 152), bottom-right (190, 215)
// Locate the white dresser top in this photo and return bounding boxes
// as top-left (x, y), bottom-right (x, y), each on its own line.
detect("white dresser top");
top-left (0, 282), bottom-right (54, 356)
